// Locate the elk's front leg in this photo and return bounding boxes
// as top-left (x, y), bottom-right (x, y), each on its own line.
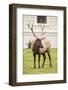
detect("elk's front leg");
top-left (38, 54), bottom-right (40, 68)
top-left (33, 54), bottom-right (36, 68)
top-left (42, 53), bottom-right (46, 68)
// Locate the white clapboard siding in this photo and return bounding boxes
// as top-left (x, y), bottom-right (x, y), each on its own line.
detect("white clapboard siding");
top-left (23, 15), bottom-right (57, 48)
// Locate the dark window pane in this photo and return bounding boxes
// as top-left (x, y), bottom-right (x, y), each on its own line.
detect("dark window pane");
top-left (37, 16), bottom-right (47, 23)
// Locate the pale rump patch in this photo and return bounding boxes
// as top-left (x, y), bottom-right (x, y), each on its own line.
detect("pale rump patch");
top-left (40, 38), bottom-right (51, 54)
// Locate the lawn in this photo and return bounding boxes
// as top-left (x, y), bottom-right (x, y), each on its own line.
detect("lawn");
top-left (23, 48), bottom-right (57, 74)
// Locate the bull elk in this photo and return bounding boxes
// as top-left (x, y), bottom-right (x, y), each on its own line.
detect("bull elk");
top-left (28, 24), bottom-right (52, 68)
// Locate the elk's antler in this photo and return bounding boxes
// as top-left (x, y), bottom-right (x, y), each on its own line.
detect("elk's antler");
top-left (28, 24), bottom-right (46, 40)
top-left (41, 24), bottom-right (46, 35)
top-left (40, 24), bottom-right (47, 40)
top-left (40, 37), bottom-right (47, 40)
top-left (28, 24), bottom-right (39, 39)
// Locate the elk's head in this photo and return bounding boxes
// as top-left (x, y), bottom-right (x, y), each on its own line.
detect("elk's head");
top-left (35, 39), bottom-right (43, 48)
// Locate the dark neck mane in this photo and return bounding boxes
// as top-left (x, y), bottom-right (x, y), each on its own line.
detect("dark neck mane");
top-left (32, 39), bottom-right (40, 54)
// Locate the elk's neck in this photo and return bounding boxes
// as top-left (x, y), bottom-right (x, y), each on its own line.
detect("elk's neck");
top-left (33, 46), bottom-right (40, 54)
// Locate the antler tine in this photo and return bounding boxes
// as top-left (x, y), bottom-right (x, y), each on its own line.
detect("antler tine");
top-left (41, 24), bottom-right (46, 35)
top-left (41, 36), bottom-right (47, 40)
top-left (31, 24), bottom-right (39, 39)
top-left (42, 24), bottom-right (45, 31)
top-left (42, 31), bottom-right (46, 35)
top-left (28, 24), bottom-right (31, 30)
top-left (41, 24), bottom-right (47, 40)
top-left (28, 24), bottom-right (39, 39)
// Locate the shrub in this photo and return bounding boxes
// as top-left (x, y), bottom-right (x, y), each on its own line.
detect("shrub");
top-left (27, 40), bottom-right (32, 48)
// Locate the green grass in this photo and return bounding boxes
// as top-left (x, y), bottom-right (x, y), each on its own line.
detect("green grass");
top-left (23, 48), bottom-right (57, 74)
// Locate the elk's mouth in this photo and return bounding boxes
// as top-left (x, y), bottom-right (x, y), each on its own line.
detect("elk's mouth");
top-left (39, 45), bottom-right (43, 48)
top-left (41, 46), bottom-right (43, 48)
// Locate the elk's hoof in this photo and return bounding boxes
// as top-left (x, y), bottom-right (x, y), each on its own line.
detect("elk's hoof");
top-left (42, 65), bottom-right (44, 68)
top-left (50, 64), bottom-right (52, 67)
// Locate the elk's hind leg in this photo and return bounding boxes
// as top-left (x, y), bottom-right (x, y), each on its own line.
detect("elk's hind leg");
top-left (47, 50), bottom-right (52, 67)
top-left (42, 53), bottom-right (46, 68)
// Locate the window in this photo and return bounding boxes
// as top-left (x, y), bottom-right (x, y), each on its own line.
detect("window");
top-left (37, 16), bottom-right (47, 23)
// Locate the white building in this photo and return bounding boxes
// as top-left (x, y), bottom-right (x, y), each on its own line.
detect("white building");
top-left (23, 15), bottom-right (57, 48)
